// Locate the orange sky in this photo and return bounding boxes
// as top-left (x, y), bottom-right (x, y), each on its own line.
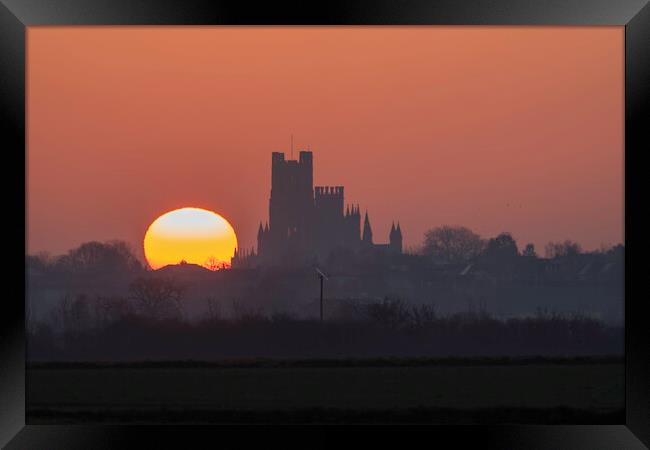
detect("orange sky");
top-left (27, 26), bottom-right (624, 259)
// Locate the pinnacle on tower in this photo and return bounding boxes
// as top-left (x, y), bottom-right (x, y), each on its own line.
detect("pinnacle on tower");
top-left (362, 211), bottom-right (373, 244)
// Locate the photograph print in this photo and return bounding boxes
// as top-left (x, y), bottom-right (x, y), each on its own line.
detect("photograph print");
top-left (26, 26), bottom-right (624, 424)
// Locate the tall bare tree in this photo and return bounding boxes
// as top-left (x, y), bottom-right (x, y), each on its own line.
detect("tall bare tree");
top-left (128, 276), bottom-right (185, 320)
top-left (522, 243), bottom-right (537, 258)
top-left (422, 225), bottom-right (485, 264)
top-left (545, 240), bottom-right (582, 259)
top-left (55, 240), bottom-right (143, 275)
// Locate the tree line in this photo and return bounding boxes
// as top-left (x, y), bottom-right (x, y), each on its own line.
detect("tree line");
top-left (420, 225), bottom-right (622, 264)
top-left (28, 294), bottom-right (622, 361)
top-left (27, 228), bottom-right (623, 276)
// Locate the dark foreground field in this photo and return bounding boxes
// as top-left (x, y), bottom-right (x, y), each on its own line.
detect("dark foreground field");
top-left (27, 358), bottom-right (624, 424)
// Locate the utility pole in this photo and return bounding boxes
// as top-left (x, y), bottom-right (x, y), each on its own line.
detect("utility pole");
top-left (315, 268), bottom-right (328, 322)
top-left (319, 274), bottom-right (324, 321)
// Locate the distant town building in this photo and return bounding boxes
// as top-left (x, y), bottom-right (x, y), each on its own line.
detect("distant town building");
top-left (232, 150), bottom-right (402, 268)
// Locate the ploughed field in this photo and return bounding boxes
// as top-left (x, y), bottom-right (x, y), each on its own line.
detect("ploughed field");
top-left (27, 358), bottom-right (624, 424)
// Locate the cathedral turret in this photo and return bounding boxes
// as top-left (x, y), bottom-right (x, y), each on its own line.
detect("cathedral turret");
top-left (362, 211), bottom-right (373, 244)
top-left (257, 222), bottom-right (264, 254)
top-left (390, 221), bottom-right (403, 254)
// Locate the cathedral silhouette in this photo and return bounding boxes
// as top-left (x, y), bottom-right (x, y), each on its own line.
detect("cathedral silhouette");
top-left (232, 150), bottom-right (402, 268)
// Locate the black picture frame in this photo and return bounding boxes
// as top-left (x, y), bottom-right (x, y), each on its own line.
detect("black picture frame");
top-left (2, 0), bottom-right (648, 447)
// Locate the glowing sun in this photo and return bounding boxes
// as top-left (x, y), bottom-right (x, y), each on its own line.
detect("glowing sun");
top-left (143, 207), bottom-right (238, 271)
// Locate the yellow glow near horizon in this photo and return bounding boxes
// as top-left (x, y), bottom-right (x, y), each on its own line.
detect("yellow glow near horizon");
top-left (143, 207), bottom-right (238, 270)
